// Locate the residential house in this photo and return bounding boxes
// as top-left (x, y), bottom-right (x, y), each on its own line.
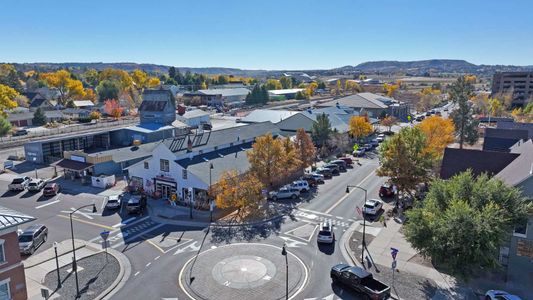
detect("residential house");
top-left (497, 121), bottom-right (533, 139)
top-left (483, 128), bottom-right (529, 152)
top-left (62, 108), bottom-right (90, 119)
top-left (25, 92), bottom-right (56, 112)
top-left (72, 100), bottom-right (95, 110)
top-left (0, 206), bottom-right (35, 300)
top-left (317, 92), bottom-right (410, 121)
top-left (8, 110), bottom-right (64, 127)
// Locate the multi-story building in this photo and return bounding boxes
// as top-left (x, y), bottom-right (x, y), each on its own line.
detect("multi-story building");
top-left (492, 72), bottom-right (533, 106)
top-left (0, 207), bottom-right (35, 300)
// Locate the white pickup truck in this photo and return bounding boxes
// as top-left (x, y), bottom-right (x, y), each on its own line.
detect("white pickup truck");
top-left (8, 177), bottom-right (31, 191)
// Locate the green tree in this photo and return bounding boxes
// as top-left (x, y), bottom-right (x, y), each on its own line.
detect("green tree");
top-left (377, 126), bottom-right (433, 195)
top-left (260, 85), bottom-right (269, 104)
top-left (217, 75), bottom-right (229, 84)
top-left (449, 76), bottom-right (478, 149)
top-left (311, 113), bottom-right (332, 148)
top-left (83, 69), bottom-right (99, 87)
top-left (32, 107), bottom-right (47, 126)
top-left (295, 90), bottom-right (308, 100)
top-left (96, 80), bottom-right (120, 102)
top-left (168, 67), bottom-right (177, 81)
top-left (404, 171), bottom-right (531, 278)
top-left (279, 76), bottom-right (293, 89)
top-left (0, 116), bottom-right (12, 137)
top-left (265, 79), bottom-right (282, 90)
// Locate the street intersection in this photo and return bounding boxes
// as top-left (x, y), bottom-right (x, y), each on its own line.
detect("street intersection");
top-left (0, 156), bottom-right (386, 299)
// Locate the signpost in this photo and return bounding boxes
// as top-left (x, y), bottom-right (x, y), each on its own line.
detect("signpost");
top-left (100, 230), bottom-right (110, 262)
top-left (390, 247), bottom-right (399, 287)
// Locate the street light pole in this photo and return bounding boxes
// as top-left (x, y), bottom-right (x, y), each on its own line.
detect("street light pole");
top-left (209, 163), bottom-right (214, 222)
top-left (69, 204), bottom-right (97, 297)
top-left (346, 185), bottom-right (367, 264)
top-left (281, 243), bottom-right (288, 300)
top-left (53, 242), bottom-right (61, 288)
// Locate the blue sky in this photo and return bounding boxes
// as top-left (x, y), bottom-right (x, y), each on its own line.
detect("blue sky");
top-left (1, 0), bottom-right (532, 70)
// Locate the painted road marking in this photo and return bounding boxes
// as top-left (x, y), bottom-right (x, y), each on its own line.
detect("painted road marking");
top-left (111, 223), bottom-right (165, 249)
top-left (35, 200), bottom-right (60, 209)
top-left (173, 241), bottom-right (200, 255)
top-left (279, 236), bottom-right (307, 248)
top-left (325, 170), bottom-right (375, 214)
top-left (134, 271), bottom-right (140, 277)
top-left (111, 217), bottom-right (138, 228)
top-left (284, 223), bottom-right (318, 243)
top-left (57, 215), bottom-right (114, 230)
top-left (145, 262), bottom-right (151, 268)
top-left (147, 239), bottom-right (165, 253)
top-left (297, 208), bottom-right (333, 217)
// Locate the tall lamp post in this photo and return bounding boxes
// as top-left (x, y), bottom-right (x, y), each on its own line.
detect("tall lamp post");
top-left (209, 163), bottom-right (214, 222)
top-left (70, 204), bottom-right (97, 297)
top-left (53, 242), bottom-right (61, 288)
top-left (346, 185), bottom-right (367, 264)
top-left (281, 243), bottom-right (288, 300)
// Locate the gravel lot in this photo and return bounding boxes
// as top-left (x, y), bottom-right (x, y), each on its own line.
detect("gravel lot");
top-left (44, 252), bottom-right (119, 300)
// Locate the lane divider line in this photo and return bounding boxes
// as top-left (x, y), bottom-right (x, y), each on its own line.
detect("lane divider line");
top-left (325, 170), bottom-right (375, 214)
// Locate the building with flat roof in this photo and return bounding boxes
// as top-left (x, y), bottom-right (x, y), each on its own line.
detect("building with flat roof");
top-left (197, 88), bottom-right (250, 106)
top-left (267, 88), bottom-right (304, 100)
top-left (492, 71), bottom-right (533, 107)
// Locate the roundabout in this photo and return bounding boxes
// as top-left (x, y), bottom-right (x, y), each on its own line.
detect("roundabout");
top-left (179, 243), bottom-right (308, 300)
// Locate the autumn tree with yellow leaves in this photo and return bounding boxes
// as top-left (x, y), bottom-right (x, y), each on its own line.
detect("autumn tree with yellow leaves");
top-left (349, 116), bottom-right (373, 141)
top-left (214, 170), bottom-right (264, 218)
top-left (380, 116), bottom-right (398, 133)
top-left (294, 128), bottom-right (316, 170)
top-left (416, 116), bottom-right (455, 158)
top-left (0, 84), bottom-right (19, 116)
top-left (40, 70), bottom-right (85, 104)
top-left (247, 133), bottom-right (284, 188)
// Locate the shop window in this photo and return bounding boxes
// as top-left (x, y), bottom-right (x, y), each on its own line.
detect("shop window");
top-left (514, 219), bottom-right (528, 237)
top-left (160, 159), bottom-right (169, 172)
top-left (182, 169), bottom-right (187, 179)
top-left (144, 162), bottom-right (149, 169)
top-left (0, 278), bottom-right (10, 300)
top-left (0, 240), bottom-right (4, 264)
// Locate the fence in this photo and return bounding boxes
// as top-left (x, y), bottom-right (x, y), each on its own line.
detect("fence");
top-left (0, 118), bottom-right (139, 149)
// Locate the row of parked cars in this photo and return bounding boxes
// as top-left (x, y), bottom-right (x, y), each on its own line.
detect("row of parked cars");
top-left (353, 134), bottom-right (385, 157)
top-left (8, 176), bottom-right (60, 196)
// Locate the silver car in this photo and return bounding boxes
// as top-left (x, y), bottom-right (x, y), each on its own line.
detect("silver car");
top-left (27, 179), bottom-right (46, 192)
top-left (269, 187), bottom-right (300, 200)
top-left (105, 194), bottom-right (123, 210)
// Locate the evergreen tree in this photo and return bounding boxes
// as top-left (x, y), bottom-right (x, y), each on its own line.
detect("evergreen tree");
top-left (449, 76), bottom-right (478, 148)
top-left (169, 67), bottom-right (177, 81)
top-left (311, 113), bottom-right (332, 148)
top-left (32, 107), bottom-right (47, 126)
top-left (260, 85), bottom-right (269, 104)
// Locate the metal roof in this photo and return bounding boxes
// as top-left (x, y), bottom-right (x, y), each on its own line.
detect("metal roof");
top-left (240, 109), bottom-right (299, 124)
top-left (197, 88), bottom-right (250, 97)
top-left (268, 88), bottom-right (304, 95)
top-left (0, 206), bottom-right (36, 230)
top-left (72, 100), bottom-right (95, 107)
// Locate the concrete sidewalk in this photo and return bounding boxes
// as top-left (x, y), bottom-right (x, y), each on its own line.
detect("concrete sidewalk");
top-left (24, 239), bottom-right (131, 300)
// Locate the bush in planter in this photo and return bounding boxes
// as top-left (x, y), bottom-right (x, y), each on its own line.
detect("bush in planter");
top-left (78, 117), bottom-right (92, 123)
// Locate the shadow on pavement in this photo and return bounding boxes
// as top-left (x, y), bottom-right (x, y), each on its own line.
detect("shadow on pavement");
top-left (317, 242), bottom-right (335, 255)
top-left (330, 282), bottom-right (362, 299)
top-left (210, 218), bottom-right (284, 244)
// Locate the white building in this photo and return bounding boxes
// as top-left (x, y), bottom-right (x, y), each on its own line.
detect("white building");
top-left (197, 88), bottom-right (251, 106)
top-left (175, 109), bottom-right (211, 128)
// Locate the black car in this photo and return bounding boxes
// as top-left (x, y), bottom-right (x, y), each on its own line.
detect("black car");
top-left (324, 164), bottom-right (340, 175)
top-left (330, 160), bottom-right (347, 171)
top-left (316, 167), bottom-right (333, 179)
top-left (331, 264), bottom-right (390, 299)
top-left (12, 129), bottom-right (28, 136)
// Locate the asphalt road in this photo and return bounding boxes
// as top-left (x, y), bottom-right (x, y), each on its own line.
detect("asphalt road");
top-left (0, 150), bottom-right (386, 300)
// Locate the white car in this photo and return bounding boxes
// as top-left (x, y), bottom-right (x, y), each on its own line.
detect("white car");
top-left (27, 179), bottom-right (46, 192)
top-left (290, 180), bottom-right (310, 193)
top-left (363, 199), bottom-right (383, 215)
top-left (376, 134), bottom-right (386, 143)
top-left (105, 194), bottom-right (123, 210)
top-left (317, 221), bottom-right (334, 244)
top-left (269, 187), bottom-right (300, 200)
top-left (485, 290), bottom-right (522, 300)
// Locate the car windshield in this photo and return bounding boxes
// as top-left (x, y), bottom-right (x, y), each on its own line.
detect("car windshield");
top-left (12, 178), bottom-right (24, 183)
top-left (44, 187), bottom-right (53, 190)
top-left (18, 235), bottom-right (33, 243)
top-left (318, 230), bottom-right (331, 236)
top-left (107, 199), bottom-right (119, 203)
top-left (28, 182), bottom-right (37, 186)
top-left (364, 203), bottom-right (375, 208)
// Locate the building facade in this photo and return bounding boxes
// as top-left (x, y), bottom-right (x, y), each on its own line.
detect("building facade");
top-left (492, 72), bottom-right (533, 107)
top-left (139, 89), bottom-right (177, 125)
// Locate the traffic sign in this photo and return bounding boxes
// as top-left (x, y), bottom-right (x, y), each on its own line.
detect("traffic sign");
top-left (100, 230), bottom-right (110, 241)
top-left (356, 206), bottom-right (362, 216)
top-left (391, 247), bottom-right (399, 260)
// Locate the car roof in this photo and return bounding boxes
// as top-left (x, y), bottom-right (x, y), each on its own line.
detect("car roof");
top-left (22, 224), bottom-right (45, 233)
top-left (347, 266), bottom-right (371, 278)
top-left (107, 194), bottom-right (121, 200)
top-left (44, 183), bottom-right (56, 187)
top-left (366, 199), bottom-right (380, 205)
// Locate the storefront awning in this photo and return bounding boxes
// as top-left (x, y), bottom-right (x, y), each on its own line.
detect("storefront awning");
top-left (53, 159), bottom-right (94, 171)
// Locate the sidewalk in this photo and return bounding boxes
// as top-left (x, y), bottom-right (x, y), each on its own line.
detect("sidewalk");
top-left (24, 239), bottom-right (131, 300)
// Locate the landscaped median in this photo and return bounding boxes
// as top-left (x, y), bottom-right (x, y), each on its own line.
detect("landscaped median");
top-left (24, 239), bottom-right (131, 300)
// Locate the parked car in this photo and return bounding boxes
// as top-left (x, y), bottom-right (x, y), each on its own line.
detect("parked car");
top-left (291, 180), bottom-right (310, 193)
top-left (317, 221), bottom-right (335, 244)
top-left (485, 290), bottom-right (522, 300)
top-left (105, 194), bottom-right (123, 210)
top-left (8, 176), bottom-right (31, 191)
top-left (269, 187), bottom-right (300, 200)
top-left (425, 111), bottom-right (431, 116)
top-left (43, 183), bottom-right (60, 196)
top-left (376, 134), bottom-right (386, 143)
top-left (126, 195), bottom-right (142, 214)
top-left (302, 174), bottom-right (319, 187)
top-left (435, 111), bottom-right (442, 116)
top-left (353, 148), bottom-right (365, 157)
top-left (331, 264), bottom-right (391, 299)
top-left (27, 179), bottom-right (46, 192)
top-left (12, 129), bottom-right (28, 137)
top-left (443, 107), bottom-right (449, 112)
top-left (363, 144), bottom-right (373, 151)
top-left (324, 163), bottom-right (340, 175)
top-left (316, 167), bottom-right (333, 179)
top-left (379, 183), bottom-right (395, 197)
top-left (310, 173), bottom-right (325, 184)
top-left (370, 139), bottom-right (379, 147)
top-left (330, 160), bottom-right (347, 171)
top-left (363, 199), bottom-right (383, 215)
top-left (339, 157), bottom-right (354, 166)
top-left (19, 224), bottom-right (48, 255)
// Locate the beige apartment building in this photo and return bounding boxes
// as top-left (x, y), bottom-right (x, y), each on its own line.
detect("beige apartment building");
top-left (492, 71), bottom-right (533, 106)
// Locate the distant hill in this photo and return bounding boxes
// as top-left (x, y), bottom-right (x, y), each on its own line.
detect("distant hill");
top-left (7, 60), bottom-right (533, 77)
top-left (336, 59), bottom-right (533, 75)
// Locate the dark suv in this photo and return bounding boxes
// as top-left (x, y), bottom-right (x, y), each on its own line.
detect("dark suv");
top-left (19, 224), bottom-right (48, 255)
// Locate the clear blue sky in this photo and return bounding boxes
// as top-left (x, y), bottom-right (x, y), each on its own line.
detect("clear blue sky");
top-left (1, 0), bottom-right (532, 70)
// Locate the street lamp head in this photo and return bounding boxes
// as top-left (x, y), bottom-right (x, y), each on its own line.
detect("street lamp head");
top-left (210, 163), bottom-right (214, 169)
top-left (281, 243), bottom-right (287, 256)
top-left (92, 204), bottom-right (97, 213)
top-left (53, 241), bottom-right (58, 249)
top-left (345, 186), bottom-right (350, 193)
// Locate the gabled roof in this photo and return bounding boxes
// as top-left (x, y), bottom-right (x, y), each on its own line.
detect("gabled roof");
top-left (179, 109), bottom-right (210, 119)
top-left (72, 100), bottom-right (95, 107)
top-left (240, 109), bottom-right (299, 124)
top-left (482, 128), bottom-right (529, 152)
top-left (318, 93), bottom-right (392, 109)
top-left (29, 97), bottom-right (49, 108)
top-left (440, 148), bottom-right (519, 179)
top-left (495, 140), bottom-right (533, 186)
top-left (497, 121), bottom-right (533, 139)
top-left (0, 206), bottom-right (35, 231)
top-left (139, 100), bottom-right (167, 111)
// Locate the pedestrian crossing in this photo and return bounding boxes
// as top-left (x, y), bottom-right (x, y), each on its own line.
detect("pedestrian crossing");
top-left (89, 216), bottom-right (163, 248)
top-left (292, 208), bottom-right (356, 228)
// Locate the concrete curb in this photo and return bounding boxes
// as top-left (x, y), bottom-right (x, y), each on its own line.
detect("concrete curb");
top-left (23, 242), bottom-right (86, 269)
top-left (340, 221), bottom-right (402, 300)
top-left (95, 243), bottom-right (131, 300)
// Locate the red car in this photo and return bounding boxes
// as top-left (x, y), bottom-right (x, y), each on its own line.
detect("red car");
top-left (379, 183), bottom-right (395, 197)
top-left (339, 157), bottom-right (354, 166)
top-left (43, 183), bottom-right (60, 196)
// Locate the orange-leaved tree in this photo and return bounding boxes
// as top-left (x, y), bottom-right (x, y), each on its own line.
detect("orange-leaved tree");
top-left (416, 115), bottom-right (455, 158)
top-left (103, 99), bottom-right (124, 119)
top-left (214, 170), bottom-right (264, 218)
top-left (294, 128), bottom-right (316, 170)
top-left (380, 116), bottom-right (398, 133)
top-left (247, 133), bottom-right (284, 189)
top-left (349, 116), bottom-right (373, 141)
top-left (281, 137), bottom-right (301, 180)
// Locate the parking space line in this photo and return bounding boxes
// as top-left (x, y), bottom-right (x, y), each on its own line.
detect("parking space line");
top-left (35, 200), bottom-right (60, 209)
top-left (57, 214), bottom-right (114, 230)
